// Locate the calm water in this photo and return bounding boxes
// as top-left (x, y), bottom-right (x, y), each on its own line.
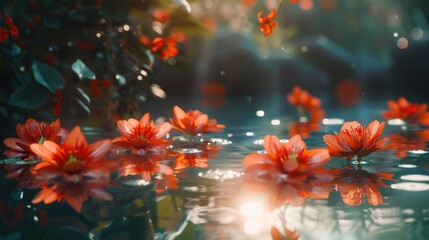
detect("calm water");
top-left (1, 98), bottom-right (429, 240)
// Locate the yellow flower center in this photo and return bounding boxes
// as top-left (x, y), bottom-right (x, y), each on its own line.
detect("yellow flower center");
top-left (67, 155), bottom-right (78, 163)
top-left (38, 136), bottom-right (46, 144)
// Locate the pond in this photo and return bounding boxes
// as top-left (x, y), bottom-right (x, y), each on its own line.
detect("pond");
top-left (1, 96), bottom-right (429, 240)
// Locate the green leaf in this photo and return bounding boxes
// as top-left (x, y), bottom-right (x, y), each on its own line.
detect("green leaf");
top-left (32, 61), bottom-right (65, 93)
top-left (9, 81), bottom-right (51, 109)
top-left (174, 221), bottom-right (196, 240)
top-left (71, 59), bottom-right (96, 80)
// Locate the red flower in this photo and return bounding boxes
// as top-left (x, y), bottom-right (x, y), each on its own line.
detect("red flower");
top-left (382, 97), bottom-right (429, 127)
top-left (152, 9), bottom-right (170, 23)
top-left (170, 105), bottom-right (225, 137)
top-left (335, 80), bottom-right (361, 107)
top-left (90, 79), bottom-right (112, 98)
top-left (323, 120), bottom-right (389, 159)
top-left (287, 86), bottom-right (324, 123)
top-left (113, 113), bottom-right (172, 154)
top-left (139, 35), bottom-right (151, 46)
top-left (271, 226), bottom-right (300, 240)
top-left (53, 90), bottom-right (63, 116)
top-left (258, 10), bottom-right (278, 37)
top-left (386, 129), bottom-right (429, 158)
top-left (32, 178), bottom-right (113, 212)
top-left (0, 14), bottom-right (19, 43)
top-left (244, 135), bottom-right (331, 174)
top-left (30, 126), bottom-right (117, 183)
top-left (151, 36), bottom-right (178, 60)
top-left (3, 119), bottom-right (68, 160)
top-left (331, 164), bottom-right (393, 206)
top-left (240, 0), bottom-right (257, 8)
top-left (242, 135), bottom-right (333, 208)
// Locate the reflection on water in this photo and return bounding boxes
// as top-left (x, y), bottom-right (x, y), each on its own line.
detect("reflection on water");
top-left (2, 105), bottom-right (429, 239)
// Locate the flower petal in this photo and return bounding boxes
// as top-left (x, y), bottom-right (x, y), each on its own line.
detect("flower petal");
top-left (87, 139), bottom-right (112, 162)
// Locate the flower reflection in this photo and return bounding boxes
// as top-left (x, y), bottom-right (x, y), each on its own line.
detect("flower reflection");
top-left (382, 97), bottom-right (429, 127)
top-left (172, 143), bottom-right (222, 171)
top-left (271, 225), bottom-right (300, 240)
top-left (3, 119), bottom-right (67, 160)
top-left (118, 153), bottom-right (178, 193)
top-left (331, 164), bottom-right (394, 206)
top-left (323, 120), bottom-right (389, 160)
top-left (32, 178), bottom-right (113, 212)
top-left (1, 163), bottom-right (39, 189)
top-left (288, 121), bottom-right (320, 139)
top-left (243, 135), bottom-right (333, 209)
top-left (387, 129), bottom-right (429, 158)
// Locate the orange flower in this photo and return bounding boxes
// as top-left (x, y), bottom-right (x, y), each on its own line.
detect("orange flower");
top-left (287, 86), bottom-right (324, 123)
top-left (3, 119), bottom-right (67, 160)
top-left (170, 105), bottom-right (225, 136)
top-left (244, 163), bottom-right (333, 208)
top-left (151, 36), bottom-right (178, 60)
top-left (1, 163), bottom-right (39, 189)
top-left (113, 113), bottom-right (172, 154)
top-left (0, 14), bottom-right (19, 43)
top-left (386, 129), bottom-right (429, 158)
top-left (243, 135), bottom-right (331, 174)
top-left (32, 178), bottom-right (113, 212)
top-left (118, 153), bottom-right (172, 180)
top-left (30, 126), bottom-right (117, 183)
top-left (323, 120), bottom-right (389, 159)
top-left (382, 97), bottom-right (429, 127)
top-left (331, 164), bottom-right (393, 206)
top-left (258, 10), bottom-right (278, 37)
top-left (271, 226), bottom-right (300, 240)
top-left (152, 9), bottom-right (170, 23)
top-left (335, 80), bottom-right (361, 107)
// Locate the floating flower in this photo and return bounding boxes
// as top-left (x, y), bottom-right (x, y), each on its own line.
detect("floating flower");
top-left (258, 10), bottom-right (278, 37)
top-left (170, 106), bottom-right (225, 137)
top-left (32, 178), bottom-right (113, 212)
top-left (0, 14), bottom-right (19, 43)
top-left (382, 97), bottom-right (429, 127)
top-left (323, 120), bottom-right (389, 159)
top-left (151, 36), bottom-right (178, 60)
top-left (3, 119), bottom-right (68, 160)
top-left (331, 164), bottom-right (394, 206)
top-left (30, 126), bottom-right (117, 183)
top-left (386, 129), bottom-right (429, 158)
top-left (287, 86), bottom-right (324, 123)
top-left (244, 135), bottom-right (330, 173)
top-left (113, 113), bottom-right (172, 154)
top-left (243, 135), bottom-right (333, 208)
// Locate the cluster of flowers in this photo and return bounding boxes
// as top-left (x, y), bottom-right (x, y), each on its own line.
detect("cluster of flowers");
top-left (2, 106), bottom-right (224, 212)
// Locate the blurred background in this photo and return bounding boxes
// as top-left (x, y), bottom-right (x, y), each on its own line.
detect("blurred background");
top-left (1, 0), bottom-right (429, 139)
